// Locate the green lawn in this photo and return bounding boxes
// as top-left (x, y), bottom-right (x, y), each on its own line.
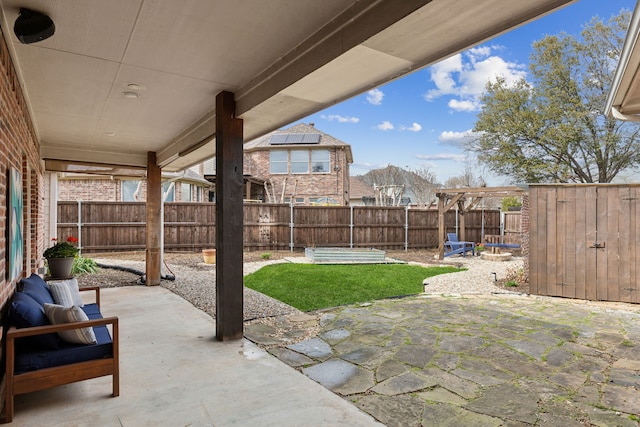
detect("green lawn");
top-left (244, 263), bottom-right (462, 311)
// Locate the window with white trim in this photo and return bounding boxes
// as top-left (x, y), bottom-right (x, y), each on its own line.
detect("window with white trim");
top-left (270, 150), bottom-right (288, 174)
top-left (181, 183), bottom-right (192, 201)
top-left (312, 149), bottom-right (330, 173)
top-left (290, 150), bottom-right (309, 174)
top-left (122, 180), bottom-right (140, 201)
top-left (162, 182), bottom-right (175, 202)
top-left (284, 197), bottom-right (305, 204)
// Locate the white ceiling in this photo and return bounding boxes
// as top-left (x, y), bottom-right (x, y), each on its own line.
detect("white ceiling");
top-left (0, 0), bottom-right (576, 172)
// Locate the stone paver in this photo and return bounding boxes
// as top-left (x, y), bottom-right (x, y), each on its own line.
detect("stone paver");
top-left (371, 372), bottom-right (437, 396)
top-left (286, 337), bottom-right (332, 360)
top-left (246, 294), bottom-right (640, 426)
top-left (302, 359), bottom-right (375, 395)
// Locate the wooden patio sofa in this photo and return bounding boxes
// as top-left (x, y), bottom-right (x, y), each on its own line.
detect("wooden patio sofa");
top-left (3, 274), bottom-right (118, 423)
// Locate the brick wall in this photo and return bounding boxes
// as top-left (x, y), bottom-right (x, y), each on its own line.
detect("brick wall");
top-left (58, 177), bottom-right (119, 201)
top-left (246, 148), bottom-right (350, 204)
top-left (0, 28), bottom-right (45, 307)
top-left (58, 177), bottom-right (210, 202)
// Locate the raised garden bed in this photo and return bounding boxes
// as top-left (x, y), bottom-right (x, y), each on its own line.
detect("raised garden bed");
top-left (304, 247), bottom-right (386, 264)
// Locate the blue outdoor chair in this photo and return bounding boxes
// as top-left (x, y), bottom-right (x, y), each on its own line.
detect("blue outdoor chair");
top-left (444, 233), bottom-right (475, 257)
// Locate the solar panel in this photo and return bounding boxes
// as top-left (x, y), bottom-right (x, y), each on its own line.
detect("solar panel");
top-left (269, 133), bottom-right (321, 144)
top-left (269, 134), bottom-right (289, 144)
top-left (301, 133), bottom-right (321, 143)
top-left (287, 134), bottom-right (304, 144)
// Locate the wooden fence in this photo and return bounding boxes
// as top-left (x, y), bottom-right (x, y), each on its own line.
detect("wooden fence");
top-left (57, 201), bottom-right (514, 253)
top-left (529, 184), bottom-right (640, 303)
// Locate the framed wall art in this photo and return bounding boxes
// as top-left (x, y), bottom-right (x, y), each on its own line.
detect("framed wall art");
top-left (8, 167), bottom-right (23, 282)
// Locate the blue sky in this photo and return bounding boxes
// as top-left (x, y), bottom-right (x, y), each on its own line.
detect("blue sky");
top-left (292, 0), bottom-right (638, 185)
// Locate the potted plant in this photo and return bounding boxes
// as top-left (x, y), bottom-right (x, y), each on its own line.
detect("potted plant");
top-left (44, 236), bottom-right (79, 278)
top-left (474, 243), bottom-right (486, 256)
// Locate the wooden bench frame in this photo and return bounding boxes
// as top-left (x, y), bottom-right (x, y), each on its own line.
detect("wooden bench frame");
top-left (3, 287), bottom-right (119, 423)
top-left (484, 243), bottom-right (521, 253)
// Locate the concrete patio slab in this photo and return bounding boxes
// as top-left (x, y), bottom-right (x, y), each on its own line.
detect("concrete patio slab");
top-left (8, 287), bottom-right (381, 426)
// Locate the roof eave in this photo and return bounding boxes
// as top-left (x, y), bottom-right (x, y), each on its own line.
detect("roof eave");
top-left (605, 2), bottom-right (640, 120)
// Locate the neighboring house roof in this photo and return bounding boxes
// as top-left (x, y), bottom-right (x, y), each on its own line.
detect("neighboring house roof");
top-left (349, 176), bottom-right (375, 199)
top-left (244, 123), bottom-right (354, 163)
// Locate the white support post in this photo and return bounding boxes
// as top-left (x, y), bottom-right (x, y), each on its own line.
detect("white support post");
top-left (77, 201), bottom-right (82, 255)
top-left (404, 205), bottom-right (409, 252)
top-left (289, 203), bottom-right (294, 252)
top-left (350, 205), bottom-right (354, 248)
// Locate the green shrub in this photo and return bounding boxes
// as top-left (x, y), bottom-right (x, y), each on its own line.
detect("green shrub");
top-left (260, 252), bottom-right (272, 260)
top-left (501, 196), bottom-right (522, 211)
top-left (72, 256), bottom-right (98, 275)
top-left (503, 266), bottom-right (526, 287)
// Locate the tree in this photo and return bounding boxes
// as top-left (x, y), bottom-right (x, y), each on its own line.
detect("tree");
top-left (470, 11), bottom-right (640, 183)
top-left (359, 164), bottom-right (441, 206)
top-left (501, 196), bottom-right (522, 211)
top-left (406, 166), bottom-right (440, 207)
top-left (443, 163), bottom-right (485, 189)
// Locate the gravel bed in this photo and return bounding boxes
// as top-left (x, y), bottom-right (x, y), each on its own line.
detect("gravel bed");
top-left (84, 258), bottom-right (301, 321)
top-left (80, 252), bottom-right (526, 321)
top-left (415, 255), bottom-right (525, 294)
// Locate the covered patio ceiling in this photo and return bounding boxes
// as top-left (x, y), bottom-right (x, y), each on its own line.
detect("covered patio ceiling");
top-left (0, 0), bottom-right (576, 173)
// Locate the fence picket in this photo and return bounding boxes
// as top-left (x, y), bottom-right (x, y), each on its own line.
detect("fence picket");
top-left (57, 202), bottom-right (511, 253)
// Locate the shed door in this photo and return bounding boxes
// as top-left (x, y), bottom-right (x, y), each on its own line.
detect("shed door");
top-left (529, 186), bottom-right (640, 303)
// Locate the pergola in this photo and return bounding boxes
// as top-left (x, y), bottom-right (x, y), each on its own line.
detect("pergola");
top-left (0, 0), bottom-right (575, 340)
top-left (436, 186), bottom-right (526, 259)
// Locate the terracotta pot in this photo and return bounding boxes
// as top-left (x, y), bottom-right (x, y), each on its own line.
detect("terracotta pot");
top-left (47, 257), bottom-right (75, 279)
top-left (202, 249), bottom-right (216, 264)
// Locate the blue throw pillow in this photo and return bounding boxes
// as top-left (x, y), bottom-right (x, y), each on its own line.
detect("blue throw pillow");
top-left (9, 292), bottom-right (59, 350)
top-left (20, 273), bottom-right (55, 306)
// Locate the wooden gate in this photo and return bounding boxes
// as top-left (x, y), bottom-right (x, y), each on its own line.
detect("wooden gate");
top-left (529, 184), bottom-right (640, 303)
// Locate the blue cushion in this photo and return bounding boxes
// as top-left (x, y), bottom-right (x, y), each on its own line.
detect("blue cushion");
top-left (14, 325), bottom-right (113, 374)
top-left (9, 292), bottom-right (60, 350)
top-left (81, 303), bottom-right (102, 319)
top-left (20, 273), bottom-right (54, 306)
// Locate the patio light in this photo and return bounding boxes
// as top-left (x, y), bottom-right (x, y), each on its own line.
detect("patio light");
top-left (14, 8), bottom-right (55, 44)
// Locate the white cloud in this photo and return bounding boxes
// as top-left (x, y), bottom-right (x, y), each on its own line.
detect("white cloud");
top-left (424, 45), bottom-right (527, 112)
top-left (376, 121), bottom-right (394, 131)
top-left (424, 55), bottom-right (463, 101)
top-left (467, 46), bottom-right (491, 62)
top-left (448, 99), bottom-right (479, 112)
top-left (322, 114), bottom-right (359, 123)
top-left (400, 122), bottom-right (422, 132)
top-left (367, 89), bottom-right (384, 105)
top-left (415, 153), bottom-right (467, 162)
top-left (438, 129), bottom-right (480, 147)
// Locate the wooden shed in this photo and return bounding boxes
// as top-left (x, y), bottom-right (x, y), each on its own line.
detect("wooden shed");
top-left (529, 184), bottom-right (640, 303)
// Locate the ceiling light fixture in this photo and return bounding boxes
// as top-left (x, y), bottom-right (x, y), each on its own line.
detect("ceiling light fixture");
top-left (14, 8), bottom-right (55, 44)
top-left (122, 91), bottom-right (140, 99)
top-left (126, 83), bottom-right (145, 91)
